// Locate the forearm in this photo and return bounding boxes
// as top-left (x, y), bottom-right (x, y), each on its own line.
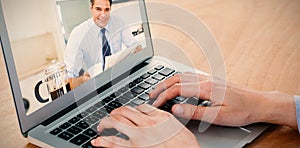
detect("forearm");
top-left (253, 91), bottom-right (298, 130)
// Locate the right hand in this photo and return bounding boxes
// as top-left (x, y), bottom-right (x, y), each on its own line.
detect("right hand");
top-left (149, 72), bottom-right (297, 129)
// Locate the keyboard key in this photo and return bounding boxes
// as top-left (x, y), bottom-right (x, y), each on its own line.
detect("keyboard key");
top-left (131, 98), bottom-right (144, 106)
top-left (50, 128), bottom-right (62, 135)
top-left (145, 78), bottom-right (158, 85)
top-left (94, 101), bottom-right (104, 108)
top-left (84, 115), bottom-right (98, 125)
top-left (69, 117), bottom-right (81, 124)
top-left (147, 69), bottom-right (157, 75)
top-left (83, 128), bottom-right (97, 137)
top-left (114, 91), bottom-right (123, 97)
top-left (186, 97), bottom-right (199, 105)
top-left (123, 91), bottom-right (137, 99)
top-left (79, 111), bottom-right (89, 118)
top-left (108, 101), bottom-right (123, 109)
top-left (131, 86), bottom-right (144, 94)
top-left (70, 134), bottom-right (90, 146)
top-left (92, 110), bottom-right (107, 119)
top-left (145, 89), bottom-right (152, 95)
top-left (126, 102), bottom-right (137, 108)
top-left (101, 105), bottom-right (114, 114)
top-left (159, 99), bottom-right (180, 112)
top-left (91, 123), bottom-right (99, 132)
top-left (76, 121), bottom-right (90, 129)
top-left (201, 100), bottom-right (212, 106)
top-left (159, 67), bottom-right (175, 76)
top-left (58, 131), bottom-right (74, 140)
top-left (133, 77), bottom-right (144, 84)
top-left (128, 82), bottom-right (136, 88)
top-left (119, 87), bottom-right (129, 93)
top-left (82, 141), bottom-right (95, 148)
top-left (110, 93), bottom-right (117, 98)
top-left (174, 96), bottom-right (186, 102)
top-left (115, 96), bottom-right (130, 104)
top-left (86, 106), bottom-right (97, 113)
top-left (138, 94), bottom-right (150, 101)
top-left (141, 73), bottom-right (150, 79)
top-left (67, 126), bottom-right (83, 135)
top-left (165, 99), bottom-right (177, 106)
top-left (102, 96), bottom-right (114, 104)
top-left (159, 104), bottom-right (172, 113)
top-left (154, 65), bottom-right (164, 70)
top-left (77, 114), bottom-right (84, 119)
top-left (138, 82), bottom-right (151, 90)
top-left (152, 73), bottom-right (165, 81)
top-left (59, 122), bottom-right (71, 129)
top-left (146, 99), bottom-right (156, 105)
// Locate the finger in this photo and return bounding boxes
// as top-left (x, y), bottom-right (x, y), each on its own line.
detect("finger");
top-left (135, 104), bottom-right (171, 119)
top-left (92, 136), bottom-right (131, 148)
top-left (135, 104), bottom-right (158, 116)
top-left (172, 104), bottom-right (221, 123)
top-left (110, 106), bottom-right (150, 126)
top-left (97, 116), bottom-right (134, 137)
top-left (149, 73), bottom-right (200, 98)
top-left (152, 82), bottom-right (211, 107)
top-left (109, 114), bottom-right (136, 127)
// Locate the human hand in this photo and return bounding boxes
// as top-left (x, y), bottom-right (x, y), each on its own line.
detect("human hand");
top-left (134, 45), bottom-right (142, 53)
top-left (149, 72), bottom-right (297, 128)
top-left (69, 72), bottom-right (90, 89)
top-left (91, 104), bottom-right (200, 148)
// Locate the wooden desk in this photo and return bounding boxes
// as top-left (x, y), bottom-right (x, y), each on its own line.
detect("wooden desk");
top-left (0, 0), bottom-right (299, 147)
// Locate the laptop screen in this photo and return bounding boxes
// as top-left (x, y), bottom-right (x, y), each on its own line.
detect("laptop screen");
top-left (0, 0), bottom-right (152, 134)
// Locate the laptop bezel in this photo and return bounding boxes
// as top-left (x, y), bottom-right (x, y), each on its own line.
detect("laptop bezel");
top-left (0, 0), bottom-right (153, 135)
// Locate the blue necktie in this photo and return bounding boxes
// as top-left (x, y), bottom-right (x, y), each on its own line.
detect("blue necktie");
top-left (101, 28), bottom-right (111, 70)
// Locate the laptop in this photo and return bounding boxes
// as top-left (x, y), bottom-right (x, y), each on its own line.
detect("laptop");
top-left (0, 0), bottom-right (268, 147)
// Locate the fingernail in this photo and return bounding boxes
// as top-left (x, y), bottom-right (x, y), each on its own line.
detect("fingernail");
top-left (152, 100), bottom-right (156, 105)
top-left (148, 92), bottom-right (152, 98)
top-left (91, 139), bottom-right (95, 145)
top-left (174, 105), bottom-right (184, 115)
top-left (149, 91), bottom-right (155, 98)
top-left (152, 100), bottom-right (158, 106)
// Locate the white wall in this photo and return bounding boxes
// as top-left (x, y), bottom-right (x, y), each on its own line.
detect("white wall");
top-left (1, 0), bottom-right (65, 79)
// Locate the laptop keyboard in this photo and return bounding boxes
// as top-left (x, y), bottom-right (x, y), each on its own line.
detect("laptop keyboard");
top-left (49, 65), bottom-right (209, 147)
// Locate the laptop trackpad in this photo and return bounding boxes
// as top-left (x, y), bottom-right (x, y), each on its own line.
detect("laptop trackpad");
top-left (186, 120), bottom-right (252, 147)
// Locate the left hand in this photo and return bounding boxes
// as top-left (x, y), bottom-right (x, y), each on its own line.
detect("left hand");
top-left (68, 71), bottom-right (90, 89)
top-left (134, 45), bottom-right (142, 53)
top-left (91, 104), bottom-right (200, 148)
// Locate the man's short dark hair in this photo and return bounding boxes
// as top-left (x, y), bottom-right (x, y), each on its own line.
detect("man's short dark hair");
top-left (90, 0), bottom-right (112, 7)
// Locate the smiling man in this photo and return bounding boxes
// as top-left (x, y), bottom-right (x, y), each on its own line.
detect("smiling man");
top-left (64, 0), bottom-right (141, 89)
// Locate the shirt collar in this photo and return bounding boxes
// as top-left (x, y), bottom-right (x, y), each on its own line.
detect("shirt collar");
top-left (93, 19), bottom-right (112, 38)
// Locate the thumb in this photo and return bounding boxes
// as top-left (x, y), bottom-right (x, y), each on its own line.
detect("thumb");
top-left (172, 104), bottom-right (220, 123)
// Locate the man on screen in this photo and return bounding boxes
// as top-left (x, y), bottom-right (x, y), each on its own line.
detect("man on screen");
top-left (64, 0), bottom-right (142, 89)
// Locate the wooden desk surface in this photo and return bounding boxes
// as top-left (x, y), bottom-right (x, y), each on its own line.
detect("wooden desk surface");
top-left (0, 0), bottom-right (299, 147)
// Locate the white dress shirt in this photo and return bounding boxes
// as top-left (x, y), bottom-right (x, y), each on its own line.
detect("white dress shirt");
top-left (64, 15), bottom-right (137, 77)
top-left (295, 95), bottom-right (300, 133)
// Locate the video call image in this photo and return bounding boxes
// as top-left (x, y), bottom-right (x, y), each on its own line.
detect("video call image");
top-left (1, 0), bottom-right (146, 115)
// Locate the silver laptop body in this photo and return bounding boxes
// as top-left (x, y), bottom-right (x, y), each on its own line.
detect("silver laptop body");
top-left (0, 0), bottom-right (268, 147)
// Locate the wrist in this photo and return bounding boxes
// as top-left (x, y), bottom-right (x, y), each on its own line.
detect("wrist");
top-left (255, 91), bottom-right (297, 129)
